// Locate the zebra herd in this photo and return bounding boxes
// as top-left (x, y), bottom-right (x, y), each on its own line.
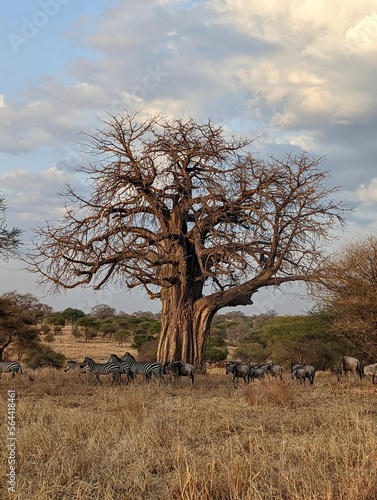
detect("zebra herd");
top-left (64, 352), bottom-right (193, 386)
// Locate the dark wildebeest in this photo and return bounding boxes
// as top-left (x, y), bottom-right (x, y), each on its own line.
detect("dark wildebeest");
top-left (267, 364), bottom-right (283, 381)
top-left (292, 367), bottom-right (307, 385)
top-left (164, 361), bottom-right (194, 386)
top-left (226, 362), bottom-right (249, 387)
top-left (248, 366), bottom-right (265, 383)
top-left (337, 356), bottom-right (363, 382)
top-left (363, 363), bottom-right (377, 384)
top-left (291, 363), bottom-right (316, 385)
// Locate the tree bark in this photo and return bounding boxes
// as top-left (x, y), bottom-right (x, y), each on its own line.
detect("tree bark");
top-left (157, 288), bottom-right (218, 371)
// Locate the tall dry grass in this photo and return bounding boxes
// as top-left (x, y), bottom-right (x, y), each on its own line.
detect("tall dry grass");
top-left (1, 366), bottom-right (377, 500)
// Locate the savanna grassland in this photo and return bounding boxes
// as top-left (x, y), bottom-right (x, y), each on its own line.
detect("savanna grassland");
top-left (1, 332), bottom-right (377, 500)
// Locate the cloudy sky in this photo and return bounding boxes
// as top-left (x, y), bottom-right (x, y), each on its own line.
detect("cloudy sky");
top-left (1, 0), bottom-right (377, 315)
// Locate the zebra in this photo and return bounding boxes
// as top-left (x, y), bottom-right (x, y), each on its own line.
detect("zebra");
top-left (107, 354), bottom-right (134, 384)
top-left (120, 352), bottom-right (164, 382)
top-left (0, 361), bottom-right (24, 379)
top-left (83, 357), bottom-right (121, 385)
top-left (64, 360), bottom-right (92, 383)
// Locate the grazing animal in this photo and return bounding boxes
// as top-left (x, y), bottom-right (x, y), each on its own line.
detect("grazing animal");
top-left (248, 366), bottom-right (265, 382)
top-left (363, 363), bottom-right (377, 384)
top-left (292, 368), bottom-right (307, 385)
top-left (64, 360), bottom-right (91, 383)
top-left (267, 364), bottom-right (283, 381)
top-left (164, 361), bottom-right (194, 386)
top-left (226, 362), bottom-right (249, 387)
top-left (120, 352), bottom-right (164, 382)
top-left (0, 361), bottom-right (24, 379)
top-left (83, 357), bottom-right (121, 385)
top-left (291, 363), bottom-right (316, 385)
top-left (337, 356), bottom-right (363, 382)
top-left (107, 354), bottom-right (134, 384)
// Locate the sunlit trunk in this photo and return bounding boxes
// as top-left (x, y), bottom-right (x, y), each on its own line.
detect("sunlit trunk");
top-left (157, 289), bottom-right (217, 371)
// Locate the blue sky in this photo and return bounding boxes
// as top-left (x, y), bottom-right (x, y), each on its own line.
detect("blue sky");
top-left (1, 0), bottom-right (377, 315)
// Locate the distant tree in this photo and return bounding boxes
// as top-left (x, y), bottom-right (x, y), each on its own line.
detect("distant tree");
top-left (2, 291), bottom-right (52, 324)
top-left (205, 335), bottom-right (228, 364)
top-left (0, 292), bottom-right (47, 360)
top-left (61, 308), bottom-right (86, 331)
top-left (39, 324), bottom-right (51, 335)
top-left (235, 342), bottom-right (267, 364)
top-left (114, 329), bottom-right (130, 346)
top-left (26, 112), bottom-right (346, 369)
top-left (260, 314), bottom-right (347, 369)
top-left (99, 319), bottom-right (118, 340)
top-left (311, 235), bottom-right (377, 358)
top-left (45, 312), bottom-right (66, 327)
top-left (90, 304), bottom-right (116, 319)
top-left (0, 194), bottom-right (22, 260)
top-left (76, 315), bottom-right (100, 342)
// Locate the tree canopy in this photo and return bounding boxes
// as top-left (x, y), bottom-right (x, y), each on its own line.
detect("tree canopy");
top-left (0, 194), bottom-right (22, 261)
top-left (26, 111), bottom-right (347, 367)
top-left (312, 234), bottom-right (377, 358)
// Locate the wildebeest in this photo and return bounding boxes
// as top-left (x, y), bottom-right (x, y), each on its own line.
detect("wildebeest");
top-left (292, 367), bottom-right (307, 385)
top-left (337, 356), bottom-right (363, 382)
top-left (267, 364), bottom-right (283, 381)
top-left (248, 366), bottom-right (265, 382)
top-left (164, 361), bottom-right (194, 386)
top-left (363, 363), bottom-right (377, 384)
top-left (291, 363), bottom-right (316, 385)
top-left (226, 362), bottom-right (249, 387)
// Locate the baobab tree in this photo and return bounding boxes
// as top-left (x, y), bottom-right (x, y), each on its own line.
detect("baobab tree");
top-left (26, 111), bottom-right (346, 369)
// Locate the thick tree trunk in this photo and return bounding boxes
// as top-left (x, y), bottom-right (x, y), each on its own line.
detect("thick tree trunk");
top-left (157, 290), bottom-right (217, 371)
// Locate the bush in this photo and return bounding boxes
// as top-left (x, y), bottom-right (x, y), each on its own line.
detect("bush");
top-left (25, 345), bottom-right (65, 369)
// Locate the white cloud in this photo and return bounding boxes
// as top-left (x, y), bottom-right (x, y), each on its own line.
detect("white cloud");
top-left (345, 14), bottom-right (377, 53)
top-left (358, 179), bottom-right (377, 202)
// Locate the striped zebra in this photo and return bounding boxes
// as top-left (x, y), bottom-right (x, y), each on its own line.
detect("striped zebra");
top-left (0, 361), bottom-right (24, 379)
top-left (64, 360), bottom-right (92, 383)
top-left (120, 352), bottom-right (164, 382)
top-left (83, 357), bottom-right (121, 385)
top-left (107, 354), bottom-right (134, 384)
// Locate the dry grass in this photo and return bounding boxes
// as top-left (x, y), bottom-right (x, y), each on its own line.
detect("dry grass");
top-left (1, 333), bottom-right (377, 499)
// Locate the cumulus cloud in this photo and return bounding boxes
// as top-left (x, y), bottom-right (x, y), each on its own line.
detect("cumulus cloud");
top-left (1, 0), bottom-right (377, 233)
top-left (0, 166), bottom-right (85, 230)
top-left (358, 179), bottom-right (377, 202)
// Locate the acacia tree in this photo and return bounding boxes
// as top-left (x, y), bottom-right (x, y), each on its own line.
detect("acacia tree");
top-left (312, 235), bottom-right (377, 358)
top-left (26, 112), bottom-right (345, 368)
top-left (0, 194), bottom-right (22, 260)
